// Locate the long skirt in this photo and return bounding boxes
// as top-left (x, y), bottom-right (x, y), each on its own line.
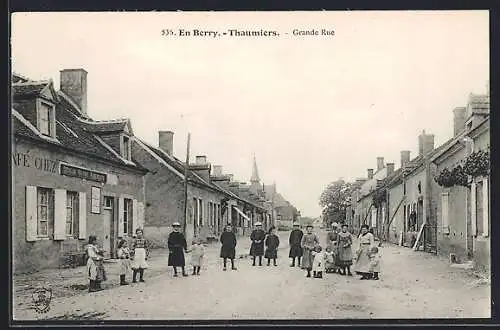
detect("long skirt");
top-left (354, 245), bottom-right (371, 273)
top-left (302, 248), bottom-right (314, 269)
top-left (289, 244), bottom-right (303, 258)
top-left (88, 259), bottom-right (106, 281)
top-left (132, 248), bottom-right (149, 269)
top-left (168, 247), bottom-right (185, 267)
top-left (249, 242), bottom-right (265, 257)
top-left (119, 258), bottom-right (132, 275)
top-left (337, 245), bottom-right (353, 267)
top-left (264, 248), bottom-right (278, 259)
top-left (220, 245), bottom-right (236, 259)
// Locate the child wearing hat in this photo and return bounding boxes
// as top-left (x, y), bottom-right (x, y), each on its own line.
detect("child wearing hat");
top-left (130, 228), bottom-right (150, 283)
top-left (250, 222), bottom-right (266, 267)
top-left (168, 222), bottom-right (189, 277)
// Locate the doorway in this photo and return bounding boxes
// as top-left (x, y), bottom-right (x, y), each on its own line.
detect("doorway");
top-left (103, 196), bottom-right (115, 259)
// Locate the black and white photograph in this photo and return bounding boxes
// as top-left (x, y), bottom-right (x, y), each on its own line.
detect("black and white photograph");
top-left (10, 10), bottom-right (490, 321)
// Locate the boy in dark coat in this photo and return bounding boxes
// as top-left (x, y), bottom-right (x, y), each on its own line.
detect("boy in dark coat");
top-left (167, 222), bottom-right (188, 277)
top-left (220, 224), bottom-right (237, 271)
top-left (288, 223), bottom-right (304, 267)
top-left (264, 226), bottom-right (280, 266)
top-left (249, 222), bottom-right (266, 266)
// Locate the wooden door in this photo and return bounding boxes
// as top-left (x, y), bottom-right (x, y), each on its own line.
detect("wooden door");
top-left (103, 196), bottom-right (114, 259)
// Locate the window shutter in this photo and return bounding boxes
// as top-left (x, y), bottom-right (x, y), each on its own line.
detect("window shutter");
top-left (118, 196), bottom-right (125, 237)
top-left (441, 192), bottom-right (449, 234)
top-left (132, 199), bottom-right (139, 233)
top-left (483, 179), bottom-right (489, 237)
top-left (25, 186), bottom-right (38, 242)
top-left (471, 182), bottom-right (477, 236)
top-left (78, 192), bottom-right (87, 239)
top-left (137, 201), bottom-right (145, 230)
top-left (53, 189), bottom-right (67, 240)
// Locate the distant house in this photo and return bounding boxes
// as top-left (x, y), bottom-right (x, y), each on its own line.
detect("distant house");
top-left (430, 92), bottom-right (490, 270)
top-left (12, 69), bottom-right (148, 273)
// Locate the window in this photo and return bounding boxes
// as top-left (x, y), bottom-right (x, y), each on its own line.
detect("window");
top-left (104, 196), bottom-right (113, 209)
top-left (66, 191), bottom-right (79, 236)
top-left (122, 135), bottom-right (131, 160)
top-left (123, 198), bottom-right (133, 234)
top-left (193, 197), bottom-right (199, 227)
top-left (441, 193), bottom-right (450, 234)
top-left (38, 101), bottom-right (54, 136)
top-left (199, 199), bottom-right (204, 227)
top-left (37, 188), bottom-right (53, 237)
top-left (91, 186), bottom-right (101, 214)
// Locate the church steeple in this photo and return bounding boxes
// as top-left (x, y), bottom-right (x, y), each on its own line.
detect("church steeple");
top-left (250, 154), bottom-right (260, 183)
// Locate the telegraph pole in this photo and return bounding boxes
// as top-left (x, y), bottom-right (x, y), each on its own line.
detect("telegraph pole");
top-left (183, 133), bottom-right (191, 236)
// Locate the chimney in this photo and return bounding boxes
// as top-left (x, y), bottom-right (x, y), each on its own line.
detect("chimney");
top-left (213, 165), bottom-right (223, 177)
top-left (367, 169), bottom-right (374, 179)
top-left (158, 131), bottom-right (174, 156)
top-left (401, 150), bottom-right (411, 168)
top-left (418, 130), bottom-right (435, 156)
top-left (227, 174), bottom-right (234, 181)
top-left (453, 107), bottom-right (467, 136)
top-left (60, 69), bottom-right (88, 115)
top-left (386, 163), bottom-right (395, 175)
top-left (376, 157), bottom-right (384, 171)
top-left (195, 156), bottom-right (207, 165)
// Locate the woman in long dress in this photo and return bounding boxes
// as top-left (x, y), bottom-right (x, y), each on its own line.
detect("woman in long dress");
top-left (86, 235), bottom-right (106, 292)
top-left (168, 222), bottom-right (188, 277)
top-left (337, 223), bottom-right (353, 276)
top-left (300, 224), bottom-right (319, 278)
top-left (354, 224), bottom-right (375, 279)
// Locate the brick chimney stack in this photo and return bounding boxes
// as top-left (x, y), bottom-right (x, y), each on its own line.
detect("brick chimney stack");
top-left (376, 157), bottom-right (384, 171)
top-left (401, 150), bottom-right (411, 168)
top-left (453, 107), bottom-right (467, 137)
top-left (158, 131), bottom-right (174, 156)
top-left (418, 130), bottom-right (435, 156)
top-left (60, 69), bottom-right (88, 115)
top-left (386, 163), bottom-right (395, 175)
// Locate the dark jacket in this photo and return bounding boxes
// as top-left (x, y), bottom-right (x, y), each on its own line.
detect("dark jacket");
top-left (264, 234), bottom-right (280, 259)
top-left (249, 229), bottom-right (266, 256)
top-left (220, 231), bottom-right (237, 259)
top-left (288, 229), bottom-right (304, 258)
top-left (167, 231), bottom-right (187, 267)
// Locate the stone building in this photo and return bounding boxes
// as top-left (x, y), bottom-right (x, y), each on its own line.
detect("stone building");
top-left (12, 69), bottom-right (148, 273)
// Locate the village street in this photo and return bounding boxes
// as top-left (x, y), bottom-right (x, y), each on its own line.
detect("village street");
top-left (14, 229), bottom-right (489, 321)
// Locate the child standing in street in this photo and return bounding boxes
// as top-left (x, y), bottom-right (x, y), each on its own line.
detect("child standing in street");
top-left (324, 244), bottom-right (337, 274)
top-left (131, 228), bottom-right (150, 283)
top-left (301, 224), bottom-right (320, 278)
top-left (368, 246), bottom-right (381, 280)
top-left (264, 226), bottom-right (280, 266)
top-left (220, 224), bottom-right (237, 271)
top-left (190, 237), bottom-right (205, 275)
top-left (117, 239), bottom-right (131, 285)
top-left (311, 245), bottom-right (325, 279)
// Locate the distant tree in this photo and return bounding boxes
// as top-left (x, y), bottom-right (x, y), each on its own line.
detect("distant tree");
top-left (319, 179), bottom-right (353, 227)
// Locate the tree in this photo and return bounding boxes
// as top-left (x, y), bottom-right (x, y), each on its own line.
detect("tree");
top-left (319, 179), bottom-right (353, 227)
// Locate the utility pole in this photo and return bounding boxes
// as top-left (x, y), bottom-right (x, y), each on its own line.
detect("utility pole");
top-left (183, 133), bottom-right (191, 236)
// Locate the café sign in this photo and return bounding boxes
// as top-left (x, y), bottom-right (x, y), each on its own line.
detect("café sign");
top-left (60, 164), bottom-right (107, 183)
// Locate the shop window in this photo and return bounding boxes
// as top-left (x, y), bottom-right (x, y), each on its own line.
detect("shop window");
top-left (37, 187), bottom-right (53, 237)
top-left (123, 198), bottom-right (133, 234)
top-left (37, 99), bottom-right (56, 137)
top-left (66, 191), bottom-right (79, 237)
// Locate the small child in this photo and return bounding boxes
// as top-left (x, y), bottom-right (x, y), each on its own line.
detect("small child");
top-left (324, 244), bottom-right (337, 274)
top-left (190, 237), bottom-right (205, 275)
top-left (117, 239), bottom-right (131, 285)
top-left (264, 226), bottom-right (280, 266)
top-left (311, 245), bottom-right (325, 279)
top-left (369, 246), bottom-right (381, 280)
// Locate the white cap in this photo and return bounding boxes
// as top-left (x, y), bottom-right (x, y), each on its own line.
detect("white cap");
top-left (332, 222), bottom-right (339, 227)
top-left (172, 222), bottom-right (181, 227)
top-left (255, 222), bottom-right (262, 226)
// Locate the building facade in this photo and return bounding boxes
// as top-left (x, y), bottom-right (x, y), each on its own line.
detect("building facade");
top-left (12, 70), bottom-right (147, 273)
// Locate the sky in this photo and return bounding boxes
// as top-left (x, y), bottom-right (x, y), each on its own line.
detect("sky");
top-left (11, 11), bottom-right (489, 217)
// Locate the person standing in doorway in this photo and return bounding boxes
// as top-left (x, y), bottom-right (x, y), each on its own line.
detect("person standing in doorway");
top-left (220, 224), bottom-right (238, 271)
top-left (354, 224), bottom-right (375, 279)
top-left (131, 228), bottom-right (150, 283)
top-left (337, 223), bottom-right (353, 276)
top-left (249, 222), bottom-right (266, 266)
top-left (288, 223), bottom-right (304, 267)
top-left (168, 222), bottom-right (188, 277)
top-left (301, 224), bottom-right (319, 278)
top-left (264, 226), bottom-right (280, 266)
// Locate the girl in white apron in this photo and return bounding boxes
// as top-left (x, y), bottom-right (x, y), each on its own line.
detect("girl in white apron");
top-left (131, 228), bottom-right (149, 283)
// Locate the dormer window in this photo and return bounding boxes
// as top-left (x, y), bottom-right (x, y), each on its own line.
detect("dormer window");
top-left (121, 134), bottom-right (131, 160)
top-left (36, 98), bottom-right (56, 137)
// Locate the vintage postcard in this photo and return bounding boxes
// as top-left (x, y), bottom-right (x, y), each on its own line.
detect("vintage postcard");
top-left (10, 11), bottom-right (490, 322)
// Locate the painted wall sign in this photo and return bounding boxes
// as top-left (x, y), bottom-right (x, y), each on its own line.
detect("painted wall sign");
top-left (12, 152), bottom-right (58, 173)
top-left (60, 164), bottom-right (107, 183)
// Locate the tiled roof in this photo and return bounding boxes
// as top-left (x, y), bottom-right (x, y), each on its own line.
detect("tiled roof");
top-left (12, 82), bottom-right (49, 98)
top-left (81, 120), bottom-right (129, 134)
top-left (12, 79), bottom-right (146, 172)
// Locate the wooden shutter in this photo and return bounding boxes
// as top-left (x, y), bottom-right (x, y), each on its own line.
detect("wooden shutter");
top-left (483, 179), bottom-right (489, 237)
top-left (441, 192), bottom-right (449, 234)
top-left (137, 201), bottom-right (145, 230)
top-left (132, 199), bottom-right (139, 233)
top-left (471, 182), bottom-right (477, 236)
top-left (25, 186), bottom-right (38, 242)
top-left (53, 189), bottom-right (67, 240)
top-left (78, 192), bottom-right (87, 239)
top-left (118, 196), bottom-right (125, 237)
